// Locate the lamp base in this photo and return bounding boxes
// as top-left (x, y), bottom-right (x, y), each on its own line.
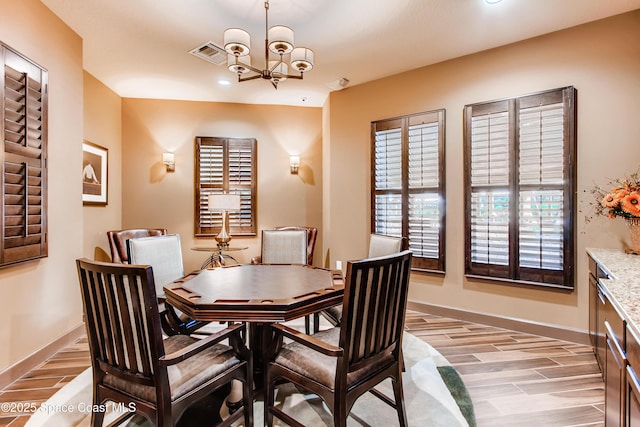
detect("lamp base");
top-left (215, 210), bottom-right (232, 249)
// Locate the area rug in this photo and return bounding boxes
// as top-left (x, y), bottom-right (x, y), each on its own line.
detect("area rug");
top-left (25, 332), bottom-right (475, 427)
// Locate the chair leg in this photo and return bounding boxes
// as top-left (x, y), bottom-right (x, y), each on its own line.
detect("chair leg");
top-left (242, 377), bottom-right (253, 427)
top-left (392, 377), bottom-right (408, 427)
top-left (264, 374), bottom-right (275, 427)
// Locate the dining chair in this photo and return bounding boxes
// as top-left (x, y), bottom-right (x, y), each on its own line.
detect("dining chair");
top-left (76, 258), bottom-right (253, 427)
top-left (264, 250), bottom-right (413, 427)
top-left (256, 228), bottom-right (314, 334)
top-left (251, 226), bottom-right (318, 265)
top-left (127, 234), bottom-right (208, 336)
top-left (319, 233), bottom-right (408, 329)
top-left (259, 229), bottom-right (309, 265)
top-left (106, 228), bottom-right (167, 263)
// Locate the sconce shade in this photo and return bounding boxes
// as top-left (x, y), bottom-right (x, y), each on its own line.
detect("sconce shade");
top-left (290, 155), bottom-right (300, 174)
top-left (208, 194), bottom-right (241, 212)
top-left (163, 152), bottom-right (175, 172)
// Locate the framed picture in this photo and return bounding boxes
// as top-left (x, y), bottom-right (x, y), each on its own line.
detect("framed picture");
top-left (82, 141), bottom-right (108, 206)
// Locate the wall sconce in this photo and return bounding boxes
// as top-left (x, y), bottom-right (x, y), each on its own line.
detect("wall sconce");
top-left (289, 155), bottom-right (300, 174)
top-left (163, 152), bottom-right (175, 172)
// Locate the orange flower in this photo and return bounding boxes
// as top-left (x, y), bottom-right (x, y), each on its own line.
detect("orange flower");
top-left (621, 191), bottom-right (640, 217)
top-left (601, 192), bottom-right (623, 208)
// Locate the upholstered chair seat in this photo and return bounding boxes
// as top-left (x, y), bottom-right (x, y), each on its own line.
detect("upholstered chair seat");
top-left (103, 334), bottom-right (241, 403)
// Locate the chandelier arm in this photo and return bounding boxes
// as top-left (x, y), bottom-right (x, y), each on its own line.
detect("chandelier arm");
top-left (268, 56), bottom-right (284, 73)
top-left (282, 74), bottom-right (304, 80)
top-left (238, 74), bottom-right (262, 83)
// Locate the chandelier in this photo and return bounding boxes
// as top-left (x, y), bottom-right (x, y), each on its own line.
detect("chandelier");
top-left (223, 0), bottom-right (314, 89)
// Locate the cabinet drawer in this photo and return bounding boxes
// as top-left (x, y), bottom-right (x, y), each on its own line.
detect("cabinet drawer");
top-left (628, 326), bottom-right (640, 368)
top-left (589, 255), bottom-right (609, 279)
top-left (602, 283), bottom-right (625, 347)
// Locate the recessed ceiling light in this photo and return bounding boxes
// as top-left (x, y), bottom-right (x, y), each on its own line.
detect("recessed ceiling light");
top-left (486, 0), bottom-right (503, 4)
top-left (218, 80), bottom-right (231, 86)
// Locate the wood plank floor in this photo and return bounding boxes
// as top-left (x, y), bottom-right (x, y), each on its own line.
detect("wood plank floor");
top-left (0, 311), bottom-right (604, 426)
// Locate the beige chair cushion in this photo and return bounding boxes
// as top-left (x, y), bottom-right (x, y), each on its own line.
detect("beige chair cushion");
top-left (368, 234), bottom-right (404, 258)
top-left (261, 229), bottom-right (308, 264)
top-left (128, 234), bottom-right (184, 298)
top-left (104, 334), bottom-right (240, 403)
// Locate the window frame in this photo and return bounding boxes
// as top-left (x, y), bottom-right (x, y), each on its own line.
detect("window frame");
top-left (371, 109), bottom-right (446, 273)
top-left (194, 136), bottom-right (257, 238)
top-left (463, 86), bottom-right (576, 290)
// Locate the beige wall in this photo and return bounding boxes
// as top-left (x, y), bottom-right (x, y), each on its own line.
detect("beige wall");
top-left (0, 0), bottom-right (84, 371)
top-left (83, 72), bottom-right (123, 261)
top-left (120, 99), bottom-right (323, 273)
top-left (324, 10), bottom-right (640, 332)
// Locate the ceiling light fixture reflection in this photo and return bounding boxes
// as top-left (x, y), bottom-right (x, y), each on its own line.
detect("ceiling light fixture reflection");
top-left (223, 0), bottom-right (314, 89)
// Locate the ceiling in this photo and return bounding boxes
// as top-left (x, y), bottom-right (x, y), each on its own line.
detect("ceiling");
top-left (41, 0), bottom-right (640, 107)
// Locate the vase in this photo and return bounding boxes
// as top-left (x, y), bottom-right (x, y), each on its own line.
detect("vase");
top-left (626, 218), bottom-right (640, 253)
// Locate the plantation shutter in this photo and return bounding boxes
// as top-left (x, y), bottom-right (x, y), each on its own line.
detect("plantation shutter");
top-left (195, 137), bottom-right (256, 237)
top-left (1, 44), bottom-right (48, 267)
top-left (372, 110), bottom-right (445, 273)
top-left (464, 87), bottom-right (575, 289)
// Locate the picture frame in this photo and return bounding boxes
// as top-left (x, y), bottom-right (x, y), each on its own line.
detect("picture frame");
top-left (82, 141), bottom-right (108, 206)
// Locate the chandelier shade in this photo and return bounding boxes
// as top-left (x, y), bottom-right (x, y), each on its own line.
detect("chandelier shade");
top-left (223, 28), bottom-right (251, 56)
top-left (227, 54), bottom-right (252, 73)
top-left (223, 0), bottom-right (314, 89)
top-left (268, 26), bottom-right (294, 54)
top-left (290, 47), bottom-right (314, 72)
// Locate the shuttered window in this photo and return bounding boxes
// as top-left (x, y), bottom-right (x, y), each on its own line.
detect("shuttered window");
top-left (195, 137), bottom-right (256, 237)
top-left (463, 87), bottom-right (576, 289)
top-left (372, 110), bottom-right (445, 273)
top-left (1, 43), bottom-right (48, 267)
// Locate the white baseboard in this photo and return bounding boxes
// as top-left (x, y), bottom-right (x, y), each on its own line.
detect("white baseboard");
top-left (0, 324), bottom-right (86, 390)
top-left (407, 300), bottom-right (590, 345)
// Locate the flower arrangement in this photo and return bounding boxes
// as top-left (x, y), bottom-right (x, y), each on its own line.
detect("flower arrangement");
top-left (587, 169), bottom-right (640, 222)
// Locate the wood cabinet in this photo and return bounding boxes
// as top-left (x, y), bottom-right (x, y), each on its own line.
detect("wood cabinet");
top-left (589, 252), bottom-right (640, 426)
top-left (604, 306), bottom-right (626, 426)
top-left (627, 327), bottom-right (640, 427)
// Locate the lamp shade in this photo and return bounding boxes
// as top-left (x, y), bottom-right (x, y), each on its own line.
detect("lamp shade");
top-left (268, 25), bottom-right (294, 54)
top-left (224, 28), bottom-right (251, 56)
top-left (290, 47), bottom-right (314, 72)
top-left (208, 194), bottom-right (241, 212)
top-left (227, 54), bottom-right (252, 74)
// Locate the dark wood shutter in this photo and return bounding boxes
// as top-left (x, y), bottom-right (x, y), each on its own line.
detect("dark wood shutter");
top-left (1, 44), bottom-right (48, 267)
top-left (372, 110), bottom-right (446, 273)
top-left (464, 87), bottom-right (576, 289)
top-left (195, 136), bottom-right (256, 237)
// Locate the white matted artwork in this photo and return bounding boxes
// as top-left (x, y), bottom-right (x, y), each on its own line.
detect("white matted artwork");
top-left (82, 141), bottom-right (108, 206)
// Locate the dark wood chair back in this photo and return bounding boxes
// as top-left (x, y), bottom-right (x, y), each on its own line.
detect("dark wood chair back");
top-left (340, 249), bottom-right (412, 376)
top-left (76, 258), bottom-right (253, 427)
top-left (265, 250), bottom-right (413, 427)
top-left (106, 228), bottom-right (167, 263)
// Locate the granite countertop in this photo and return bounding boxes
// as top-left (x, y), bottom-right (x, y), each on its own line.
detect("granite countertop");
top-left (587, 248), bottom-right (640, 335)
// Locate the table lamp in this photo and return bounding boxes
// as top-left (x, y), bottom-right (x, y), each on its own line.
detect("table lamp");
top-left (208, 194), bottom-right (241, 248)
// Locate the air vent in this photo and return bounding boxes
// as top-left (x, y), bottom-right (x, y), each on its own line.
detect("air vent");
top-left (188, 41), bottom-right (227, 66)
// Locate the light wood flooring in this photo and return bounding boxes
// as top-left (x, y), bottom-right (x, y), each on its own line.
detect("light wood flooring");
top-left (0, 311), bottom-right (604, 426)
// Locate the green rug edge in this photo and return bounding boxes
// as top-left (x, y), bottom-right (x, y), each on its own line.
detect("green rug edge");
top-left (437, 366), bottom-right (477, 427)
